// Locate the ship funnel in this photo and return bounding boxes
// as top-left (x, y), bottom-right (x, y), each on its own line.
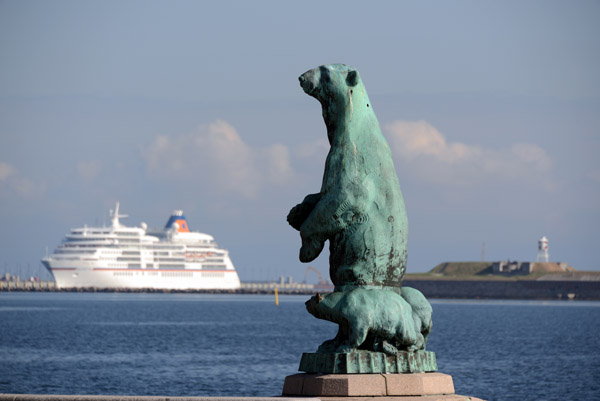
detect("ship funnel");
top-left (164, 211), bottom-right (190, 232)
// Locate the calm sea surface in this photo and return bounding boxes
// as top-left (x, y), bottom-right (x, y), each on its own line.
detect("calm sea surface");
top-left (0, 293), bottom-right (599, 401)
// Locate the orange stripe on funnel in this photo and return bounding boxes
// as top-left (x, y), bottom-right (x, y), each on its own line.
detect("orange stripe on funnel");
top-left (174, 219), bottom-right (190, 232)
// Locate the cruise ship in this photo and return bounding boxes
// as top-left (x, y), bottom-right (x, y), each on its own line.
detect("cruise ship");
top-left (41, 203), bottom-right (241, 290)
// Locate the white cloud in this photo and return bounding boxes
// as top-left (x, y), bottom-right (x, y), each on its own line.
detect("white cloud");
top-left (142, 120), bottom-right (294, 199)
top-left (77, 161), bottom-right (102, 182)
top-left (384, 120), bottom-right (555, 188)
top-left (0, 162), bottom-right (17, 181)
top-left (295, 138), bottom-right (329, 159)
top-left (262, 143), bottom-right (294, 185)
top-left (0, 161), bottom-right (44, 198)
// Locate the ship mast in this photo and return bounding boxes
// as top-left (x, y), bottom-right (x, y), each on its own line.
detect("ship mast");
top-left (110, 202), bottom-right (129, 228)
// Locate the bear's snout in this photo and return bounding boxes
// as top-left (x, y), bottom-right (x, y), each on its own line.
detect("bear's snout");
top-left (299, 70), bottom-right (318, 95)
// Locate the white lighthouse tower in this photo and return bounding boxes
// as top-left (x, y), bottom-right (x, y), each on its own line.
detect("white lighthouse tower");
top-left (536, 236), bottom-right (549, 262)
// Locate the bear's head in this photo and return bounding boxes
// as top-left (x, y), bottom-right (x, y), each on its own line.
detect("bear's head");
top-left (299, 64), bottom-right (359, 107)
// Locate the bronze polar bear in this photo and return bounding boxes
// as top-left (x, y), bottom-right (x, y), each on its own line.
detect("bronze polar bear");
top-left (288, 64), bottom-right (408, 290)
top-left (305, 287), bottom-right (432, 354)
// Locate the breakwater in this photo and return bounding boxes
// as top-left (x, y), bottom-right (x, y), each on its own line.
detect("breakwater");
top-left (404, 279), bottom-right (600, 300)
top-left (0, 280), bottom-right (315, 295)
top-left (2, 278), bottom-right (599, 299)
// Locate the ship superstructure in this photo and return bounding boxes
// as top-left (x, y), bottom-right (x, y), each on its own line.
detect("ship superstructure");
top-left (41, 203), bottom-right (241, 290)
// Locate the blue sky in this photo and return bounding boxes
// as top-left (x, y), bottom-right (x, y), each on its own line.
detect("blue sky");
top-left (1, 0), bottom-right (599, 281)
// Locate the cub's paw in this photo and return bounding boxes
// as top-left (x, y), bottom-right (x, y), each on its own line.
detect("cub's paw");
top-left (317, 338), bottom-right (340, 353)
top-left (335, 343), bottom-right (355, 354)
top-left (382, 340), bottom-right (399, 355)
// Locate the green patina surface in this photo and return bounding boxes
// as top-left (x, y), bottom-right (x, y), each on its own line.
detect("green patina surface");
top-left (288, 65), bottom-right (435, 368)
top-left (299, 350), bottom-right (438, 374)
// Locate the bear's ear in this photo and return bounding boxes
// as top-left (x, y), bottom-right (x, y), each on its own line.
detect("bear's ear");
top-left (346, 70), bottom-right (359, 87)
top-left (317, 293), bottom-right (324, 302)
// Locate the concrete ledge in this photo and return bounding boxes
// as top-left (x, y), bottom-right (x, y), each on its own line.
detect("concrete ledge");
top-left (0, 396), bottom-right (320, 401)
top-left (317, 396), bottom-right (484, 401)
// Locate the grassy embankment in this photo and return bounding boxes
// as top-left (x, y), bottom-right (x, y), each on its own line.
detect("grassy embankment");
top-left (404, 261), bottom-right (599, 281)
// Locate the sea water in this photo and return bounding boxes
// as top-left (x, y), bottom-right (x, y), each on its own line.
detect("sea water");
top-left (0, 293), bottom-right (599, 401)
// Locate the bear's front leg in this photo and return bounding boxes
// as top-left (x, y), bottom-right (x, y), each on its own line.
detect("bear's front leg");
top-left (300, 230), bottom-right (325, 262)
top-left (298, 194), bottom-right (348, 262)
top-left (287, 193), bottom-right (321, 230)
top-left (347, 319), bottom-right (369, 351)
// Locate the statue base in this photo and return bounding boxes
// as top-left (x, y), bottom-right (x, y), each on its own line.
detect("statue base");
top-left (299, 350), bottom-right (437, 374)
top-left (282, 372), bottom-right (484, 400)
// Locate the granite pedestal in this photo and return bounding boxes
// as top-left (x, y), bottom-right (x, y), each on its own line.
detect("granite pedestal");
top-left (286, 351), bottom-right (483, 400)
top-left (282, 372), bottom-right (485, 400)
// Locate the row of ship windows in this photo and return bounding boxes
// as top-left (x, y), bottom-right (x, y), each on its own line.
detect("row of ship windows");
top-left (54, 250), bottom-right (223, 260)
top-left (113, 271), bottom-right (134, 276)
top-left (203, 264), bottom-right (226, 269)
top-left (108, 263), bottom-right (214, 270)
top-left (102, 257), bottom-right (225, 266)
top-left (125, 264), bottom-right (225, 269)
top-left (67, 238), bottom-right (141, 243)
top-left (54, 250), bottom-right (96, 254)
top-left (161, 271), bottom-right (193, 277)
top-left (117, 257), bottom-right (145, 262)
top-left (155, 264), bottom-right (185, 269)
top-left (112, 263), bottom-right (187, 269)
top-left (120, 251), bottom-right (190, 257)
top-left (62, 245), bottom-right (188, 252)
top-left (72, 230), bottom-right (128, 234)
top-left (63, 244), bottom-right (109, 248)
top-left (111, 271), bottom-right (226, 277)
top-left (65, 242), bottom-right (181, 247)
top-left (62, 244), bottom-right (220, 252)
top-left (111, 250), bottom-right (223, 262)
top-left (71, 231), bottom-right (139, 236)
top-left (112, 256), bottom-right (185, 261)
top-left (201, 271), bottom-right (229, 277)
top-left (67, 238), bottom-right (108, 242)
top-left (105, 256), bottom-right (221, 262)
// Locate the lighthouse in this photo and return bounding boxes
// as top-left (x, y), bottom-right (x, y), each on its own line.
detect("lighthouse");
top-left (536, 236), bottom-right (549, 262)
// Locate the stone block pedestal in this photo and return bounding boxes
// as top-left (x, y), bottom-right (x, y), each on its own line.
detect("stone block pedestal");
top-left (282, 372), bottom-right (485, 401)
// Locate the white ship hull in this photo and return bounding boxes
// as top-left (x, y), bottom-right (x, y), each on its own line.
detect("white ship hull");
top-left (44, 264), bottom-right (241, 290)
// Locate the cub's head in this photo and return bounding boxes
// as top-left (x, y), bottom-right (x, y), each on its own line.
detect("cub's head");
top-left (299, 64), bottom-right (359, 105)
top-left (305, 292), bottom-right (324, 316)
